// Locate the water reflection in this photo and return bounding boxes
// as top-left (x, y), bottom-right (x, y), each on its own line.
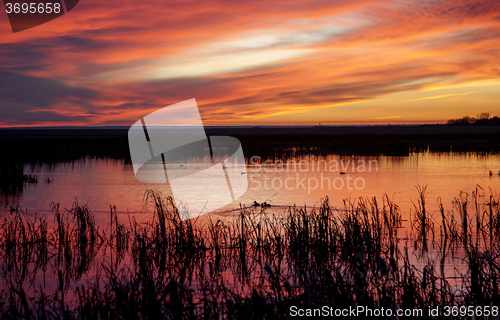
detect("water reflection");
top-left (0, 152), bottom-right (499, 224)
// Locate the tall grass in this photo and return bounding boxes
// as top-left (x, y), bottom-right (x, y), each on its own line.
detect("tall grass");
top-left (0, 188), bottom-right (499, 319)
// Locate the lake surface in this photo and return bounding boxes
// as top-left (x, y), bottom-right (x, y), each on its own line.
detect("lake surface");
top-left (1, 151), bottom-right (499, 311)
top-left (2, 152), bottom-right (499, 225)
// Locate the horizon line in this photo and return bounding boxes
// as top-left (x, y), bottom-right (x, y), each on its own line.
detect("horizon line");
top-left (0, 123), bottom-right (452, 130)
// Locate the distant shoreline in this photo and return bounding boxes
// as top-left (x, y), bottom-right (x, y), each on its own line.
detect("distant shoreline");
top-left (0, 124), bottom-right (499, 139)
top-left (0, 124), bottom-right (499, 162)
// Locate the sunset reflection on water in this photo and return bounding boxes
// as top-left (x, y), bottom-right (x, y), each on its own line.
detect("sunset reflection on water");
top-left (1, 152), bottom-right (499, 227)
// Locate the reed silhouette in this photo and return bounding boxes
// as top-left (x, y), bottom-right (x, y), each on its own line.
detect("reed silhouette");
top-left (0, 188), bottom-right (499, 319)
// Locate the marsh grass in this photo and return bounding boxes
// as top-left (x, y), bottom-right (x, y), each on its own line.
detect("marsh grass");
top-left (0, 188), bottom-right (499, 319)
top-left (0, 162), bottom-right (39, 196)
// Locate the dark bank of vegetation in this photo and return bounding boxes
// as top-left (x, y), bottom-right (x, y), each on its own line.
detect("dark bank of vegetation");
top-left (234, 131), bottom-right (500, 159)
top-left (0, 129), bottom-right (131, 164)
top-left (0, 125), bottom-right (499, 164)
top-left (0, 162), bottom-right (38, 195)
top-left (0, 188), bottom-right (499, 319)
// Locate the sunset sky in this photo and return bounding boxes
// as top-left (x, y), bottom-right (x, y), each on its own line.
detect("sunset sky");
top-left (0, 0), bottom-right (499, 127)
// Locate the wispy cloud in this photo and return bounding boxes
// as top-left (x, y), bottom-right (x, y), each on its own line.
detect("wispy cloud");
top-left (408, 91), bottom-right (476, 102)
top-left (371, 115), bottom-right (401, 120)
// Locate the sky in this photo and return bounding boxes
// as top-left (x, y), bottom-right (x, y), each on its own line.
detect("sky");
top-left (0, 0), bottom-right (499, 127)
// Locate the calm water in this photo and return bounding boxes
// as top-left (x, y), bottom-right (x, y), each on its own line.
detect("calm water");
top-left (2, 152), bottom-right (500, 224)
top-left (0, 152), bottom-right (499, 301)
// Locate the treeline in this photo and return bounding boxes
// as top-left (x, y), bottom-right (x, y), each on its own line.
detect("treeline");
top-left (447, 112), bottom-right (499, 125)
